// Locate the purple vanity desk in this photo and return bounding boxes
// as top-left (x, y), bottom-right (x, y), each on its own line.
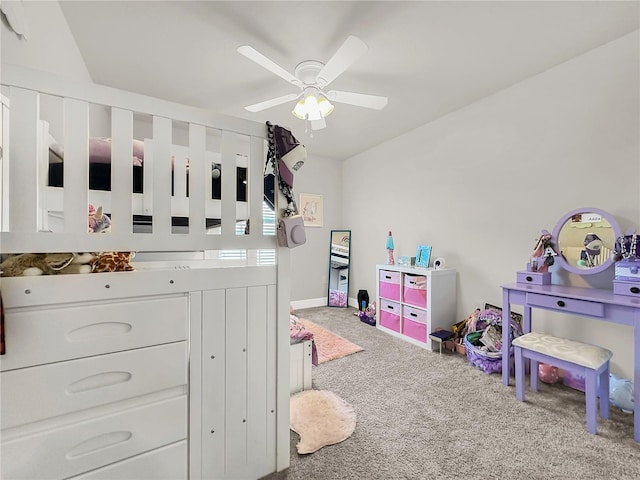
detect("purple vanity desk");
top-left (501, 282), bottom-right (640, 442)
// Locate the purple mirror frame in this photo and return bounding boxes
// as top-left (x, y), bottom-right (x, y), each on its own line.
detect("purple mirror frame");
top-left (552, 207), bottom-right (621, 275)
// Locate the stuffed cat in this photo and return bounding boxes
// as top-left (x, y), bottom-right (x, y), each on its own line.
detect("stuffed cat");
top-left (0, 252), bottom-right (96, 277)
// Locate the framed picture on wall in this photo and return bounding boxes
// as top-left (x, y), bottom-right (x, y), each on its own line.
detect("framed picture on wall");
top-left (300, 193), bottom-right (323, 227)
top-left (415, 245), bottom-right (432, 268)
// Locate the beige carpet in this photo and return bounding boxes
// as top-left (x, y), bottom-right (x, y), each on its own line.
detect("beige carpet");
top-left (298, 318), bottom-right (363, 364)
top-left (290, 390), bottom-right (356, 454)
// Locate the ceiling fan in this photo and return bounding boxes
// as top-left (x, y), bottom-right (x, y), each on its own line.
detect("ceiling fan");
top-left (237, 35), bottom-right (388, 130)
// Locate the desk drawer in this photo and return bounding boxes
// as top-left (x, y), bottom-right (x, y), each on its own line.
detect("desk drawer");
top-left (1, 342), bottom-right (187, 429)
top-left (613, 280), bottom-right (640, 297)
top-left (1, 396), bottom-right (186, 480)
top-left (526, 292), bottom-right (604, 318)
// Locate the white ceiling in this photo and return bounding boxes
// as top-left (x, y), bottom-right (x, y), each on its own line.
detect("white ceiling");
top-left (59, 1), bottom-right (639, 160)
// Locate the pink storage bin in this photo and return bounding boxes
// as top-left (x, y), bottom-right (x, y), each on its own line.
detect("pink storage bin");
top-left (379, 299), bottom-right (401, 332)
top-left (379, 270), bottom-right (401, 300)
top-left (403, 274), bottom-right (427, 308)
top-left (402, 306), bottom-right (427, 342)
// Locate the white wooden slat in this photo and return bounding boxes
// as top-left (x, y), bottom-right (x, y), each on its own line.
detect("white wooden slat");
top-left (225, 287), bottom-right (248, 473)
top-left (37, 120), bottom-right (50, 231)
top-left (246, 285), bottom-right (275, 478)
top-left (276, 248), bottom-right (291, 471)
top-left (8, 87), bottom-right (39, 232)
top-left (188, 124), bottom-right (206, 235)
top-left (201, 289), bottom-right (226, 479)
top-left (220, 130), bottom-right (237, 239)
top-left (63, 98), bottom-right (90, 234)
top-left (249, 136), bottom-right (265, 236)
top-left (188, 292), bottom-right (203, 480)
top-left (152, 116), bottom-right (172, 234)
top-left (1, 98), bottom-right (10, 231)
top-left (111, 108), bottom-right (134, 234)
top-left (266, 284), bottom-right (278, 467)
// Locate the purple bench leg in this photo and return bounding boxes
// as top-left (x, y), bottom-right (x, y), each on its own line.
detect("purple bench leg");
top-left (585, 368), bottom-right (597, 434)
top-left (599, 366), bottom-right (610, 420)
top-left (530, 358), bottom-right (539, 392)
top-left (515, 346), bottom-right (525, 402)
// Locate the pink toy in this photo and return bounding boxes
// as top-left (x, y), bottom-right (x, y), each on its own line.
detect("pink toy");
top-left (538, 362), bottom-right (561, 384)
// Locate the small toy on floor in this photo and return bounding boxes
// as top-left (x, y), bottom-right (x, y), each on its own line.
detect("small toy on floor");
top-left (358, 301), bottom-right (376, 326)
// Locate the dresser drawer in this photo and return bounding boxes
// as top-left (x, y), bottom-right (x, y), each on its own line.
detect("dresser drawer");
top-left (526, 292), bottom-right (605, 318)
top-left (613, 280), bottom-right (640, 297)
top-left (1, 342), bottom-right (187, 429)
top-left (68, 441), bottom-right (187, 480)
top-left (1, 396), bottom-right (187, 480)
top-left (1, 295), bottom-right (187, 371)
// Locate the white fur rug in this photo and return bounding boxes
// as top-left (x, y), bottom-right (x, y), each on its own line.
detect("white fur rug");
top-left (290, 390), bottom-right (356, 454)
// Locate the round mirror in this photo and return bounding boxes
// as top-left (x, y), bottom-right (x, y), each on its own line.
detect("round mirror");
top-left (552, 207), bottom-right (621, 275)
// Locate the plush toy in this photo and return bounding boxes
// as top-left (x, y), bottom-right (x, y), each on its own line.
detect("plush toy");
top-left (0, 252), bottom-right (96, 277)
top-left (88, 204), bottom-right (111, 233)
top-left (358, 301), bottom-right (377, 326)
top-left (92, 252), bottom-right (136, 273)
top-left (538, 362), bottom-right (562, 384)
top-left (610, 374), bottom-right (634, 414)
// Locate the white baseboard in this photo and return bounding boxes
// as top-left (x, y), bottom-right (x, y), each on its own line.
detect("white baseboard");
top-left (290, 298), bottom-right (326, 310)
top-left (290, 297), bottom-right (358, 311)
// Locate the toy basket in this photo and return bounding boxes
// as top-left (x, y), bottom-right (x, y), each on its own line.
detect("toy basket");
top-left (463, 308), bottom-right (523, 374)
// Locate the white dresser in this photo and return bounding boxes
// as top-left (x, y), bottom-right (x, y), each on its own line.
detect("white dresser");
top-left (1, 289), bottom-right (189, 479)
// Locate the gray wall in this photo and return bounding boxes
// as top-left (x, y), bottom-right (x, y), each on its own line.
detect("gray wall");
top-left (342, 31), bottom-right (639, 378)
top-left (289, 153), bottom-right (343, 305)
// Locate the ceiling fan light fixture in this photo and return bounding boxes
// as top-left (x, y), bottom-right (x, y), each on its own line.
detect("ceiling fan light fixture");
top-left (317, 95), bottom-right (334, 117)
top-left (291, 88), bottom-right (333, 121)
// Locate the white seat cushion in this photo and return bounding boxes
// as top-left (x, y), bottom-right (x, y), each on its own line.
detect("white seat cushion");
top-left (512, 332), bottom-right (612, 369)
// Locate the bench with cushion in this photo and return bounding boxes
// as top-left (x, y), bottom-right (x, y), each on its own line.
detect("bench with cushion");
top-left (512, 331), bottom-right (612, 434)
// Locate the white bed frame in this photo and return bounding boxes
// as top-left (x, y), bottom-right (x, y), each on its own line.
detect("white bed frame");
top-left (0, 65), bottom-right (298, 480)
top-left (290, 340), bottom-right (313, 394)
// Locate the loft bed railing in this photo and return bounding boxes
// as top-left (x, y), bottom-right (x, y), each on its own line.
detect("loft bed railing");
top-left (0, 65), bottom-right (274, 255)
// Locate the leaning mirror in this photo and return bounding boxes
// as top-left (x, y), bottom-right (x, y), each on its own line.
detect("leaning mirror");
top-left (328, 230), bottom-right (351, 307)
top-left (552, 207), bottom-right (621, 275)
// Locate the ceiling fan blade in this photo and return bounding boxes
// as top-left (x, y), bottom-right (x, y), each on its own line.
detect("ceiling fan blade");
top-left (311, 118), bottom-right (326, 130)
top-left (244, 93), bottom-right (300, 113)
top-left (326, 90), bottom-right (388, 110)
top-left (316, 35), bottom-right (368, 88)
top-left (237, 45), bottom-right (302, 87)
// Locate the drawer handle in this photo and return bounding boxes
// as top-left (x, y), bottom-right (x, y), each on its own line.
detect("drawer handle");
top-left (385, 275), bottom-right (392, 280)
top-left (67, 431), bottom-right (132, 459)
top-left (388, 305), bottom-right (395, 310)
top-left (66, 371), bottom-right (132, 394)
top-left (67, 322), bottom-right (133, 341)
top-left (557, 300), bottom-right (565, 307)
top-left (526, 276), bottom-right (533, 282)
top-left (410, 313), bottom-right (418, 317)
top-left (631, 287), bottom-right (640, 294)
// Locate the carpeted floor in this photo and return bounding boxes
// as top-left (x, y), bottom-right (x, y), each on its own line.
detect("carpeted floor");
top-left (298, 317), bottom-right (363, 364)
top-left (262, 306), bottom-right (640, 480)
